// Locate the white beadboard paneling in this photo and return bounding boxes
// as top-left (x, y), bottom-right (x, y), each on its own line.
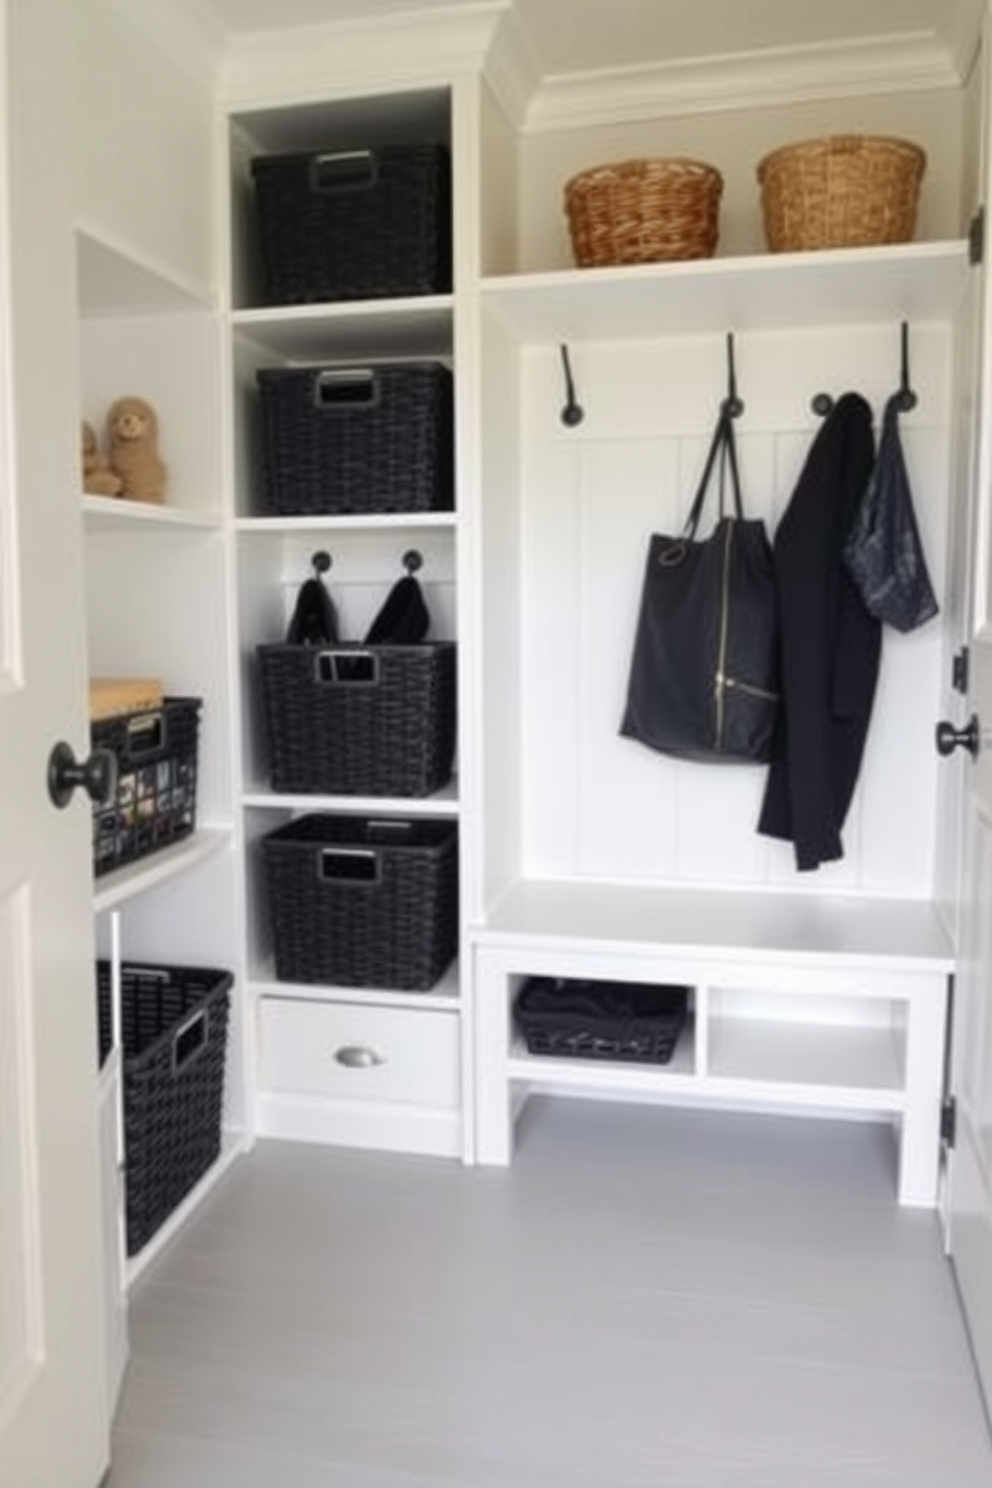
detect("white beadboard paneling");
top-left (516, 325), bottom-right (950, 894)
top-left (575, 435), bottom-right (682, 880)
top-left (520, 414), bottom-right (582, 875)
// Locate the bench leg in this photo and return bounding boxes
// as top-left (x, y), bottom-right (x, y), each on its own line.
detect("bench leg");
top-left (897, 974), bottom-right (949, 1207)
top-left (473, 949), bottom-right (513, 1166)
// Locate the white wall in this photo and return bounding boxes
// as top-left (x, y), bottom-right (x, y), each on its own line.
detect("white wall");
top-left (74, 0), bottom-right (216, 292)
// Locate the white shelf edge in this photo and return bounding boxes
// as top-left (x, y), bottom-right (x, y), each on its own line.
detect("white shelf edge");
top-left (125, 1131), bottom-right (245, 1292)
top-left (231, 294), bottom-right (454, 327)
top-left (508, 1046), bottom-right (695, 1090)
top-left (93, 828), bottom-right (233, 915)
top-left (241, 784), bottom-right (459, 815)
top-left (234, 511), bottom-right (458, 533)
top-left (481, 239), bottom-right (971, 342)
top-left (506, 1059), bottom-right (903, 1111)
top-left (249, 959), bottom-right (462, 1011)
top-left (83, 495), bottom-right (224, 533)
top-left (230, 296), bottom-right (454, 359)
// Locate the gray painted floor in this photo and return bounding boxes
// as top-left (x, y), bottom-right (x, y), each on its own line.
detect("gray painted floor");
top-left (109, 1101), bottom-right (992, 1487)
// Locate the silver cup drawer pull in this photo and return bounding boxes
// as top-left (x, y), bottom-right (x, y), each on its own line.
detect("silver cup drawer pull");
top-left (334, 1043), bottom-right (387, 1069)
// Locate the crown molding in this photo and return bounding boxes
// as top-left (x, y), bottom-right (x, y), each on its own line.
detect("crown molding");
top-left (104, 0), bottom-right (225, 89)
top-left (523, 32), bottom-right (969, 133)
top-left (220, 3), bottom-right (506, 106)
top-left (943, 0), bottom-right (985, 83)
top-left (482, 3), bottom-right (542, 130)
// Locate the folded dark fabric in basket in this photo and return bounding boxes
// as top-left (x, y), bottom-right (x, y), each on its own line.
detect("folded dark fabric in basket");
top-left (514, 977), bottom-right (689, 1064)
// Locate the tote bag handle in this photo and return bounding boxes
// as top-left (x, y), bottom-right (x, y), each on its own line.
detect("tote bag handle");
top-left (682, 407), bottom-right (744, 539)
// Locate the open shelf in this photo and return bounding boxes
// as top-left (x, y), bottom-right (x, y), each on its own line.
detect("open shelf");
top-left (508, 1017), bottom-right (696, 1088)
top-left (706, 1017), bottom-right (904, 1103)
top-left (93, 829), bottom-right (233, 915)
top-left (250, 958), bottom-right (461, 1011)
top-left (232, 296), bottom-right (454, 360)
top-left (481, 240), bottom-right (970, 344)
top-left (241, 778), bottom-right (460, 815)
top-left (83, 495), bottom-right (223, 533)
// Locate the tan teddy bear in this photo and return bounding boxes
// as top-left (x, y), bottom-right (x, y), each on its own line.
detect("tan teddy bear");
top-left (81, 419), bottom-right (123, 497)
top-left (106, 395), bottom-right (167, 504)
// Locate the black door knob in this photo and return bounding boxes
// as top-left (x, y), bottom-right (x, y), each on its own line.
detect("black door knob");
top-left (47, 741), bottom-right (118, 809)
top-left (935, 715), bottom-right (981, 759)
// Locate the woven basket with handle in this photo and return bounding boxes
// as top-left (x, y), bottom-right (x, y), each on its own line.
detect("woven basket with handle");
top-left (564, 157), bottom-right (723, 267)
top-left (757, 135), bottom-right (926, 252)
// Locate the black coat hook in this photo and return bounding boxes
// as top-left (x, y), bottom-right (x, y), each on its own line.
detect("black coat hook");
top-left (723, 332), bottom-right (744, 418)
top-left (559, 344), bottom-right (584, 427)
top-left (811, 391), bottom-right (834, 417)
top-left (402, 549), bottom-right (423, 574)
top-left (896, 320), bottom-right (917, 412)
top-left (311, 550), bottom-right (332, 576)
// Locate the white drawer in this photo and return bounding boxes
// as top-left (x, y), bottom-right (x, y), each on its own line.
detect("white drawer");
top-left (259, 998), bottom-right (460, 1109)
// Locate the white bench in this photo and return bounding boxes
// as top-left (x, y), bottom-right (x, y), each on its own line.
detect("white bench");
top-left (469, 881), bottom-right (955, 1207)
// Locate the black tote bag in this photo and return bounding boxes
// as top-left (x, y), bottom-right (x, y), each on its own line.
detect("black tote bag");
top-left (620, 407), bottom-right (780, 763)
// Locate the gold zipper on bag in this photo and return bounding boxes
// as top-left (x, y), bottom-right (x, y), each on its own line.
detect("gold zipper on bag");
top-left (714, 519), bottom-right (734, 748)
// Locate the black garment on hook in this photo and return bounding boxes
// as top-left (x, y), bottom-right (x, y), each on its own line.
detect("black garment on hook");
top-left (842, 391), bottom-right (938, 633)
top-left (757, 393), bottom-right (880, 872)
top-left (286, 573), bottom-right (339, 646)
top-left (364, 573), bottom-right (430, 645)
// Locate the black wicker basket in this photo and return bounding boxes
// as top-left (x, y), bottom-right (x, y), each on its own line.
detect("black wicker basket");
top-left (91, 697), bottom-right (201, 877)
top-left (261, 814), bottom-right (459, 991)
top-left (256, 361), bottom-right (454, 518)
top-left (515, 978), bottom-right (689, 1064)
top-left (256, 641), bottom-right (456, 797)
top-left (250, 142), bottom-right (452, 305)
top-left (96, 960), bottom-right (231, 1256)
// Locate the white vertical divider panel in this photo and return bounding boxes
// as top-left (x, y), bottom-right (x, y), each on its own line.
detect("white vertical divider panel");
top-left (693, 982), bottom-right (710, 1077)
top-left (478, 306), bottom-right (526, 912)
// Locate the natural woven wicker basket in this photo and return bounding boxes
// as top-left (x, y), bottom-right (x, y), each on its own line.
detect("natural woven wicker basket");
top-left (757, 135), bottom-right (926, 252)
top-left (564, 158), bottom-right (723, 267)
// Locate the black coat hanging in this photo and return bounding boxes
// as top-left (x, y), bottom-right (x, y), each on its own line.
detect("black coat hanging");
top-left (757, 393), bottom-right (881, 872)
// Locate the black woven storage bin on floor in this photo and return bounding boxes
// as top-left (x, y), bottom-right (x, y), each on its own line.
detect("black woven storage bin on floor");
top-left (256, 641), bottom-right (456, 797)
top-left (250, 143), bottom-right (452, 305)
top-left (96, 960), bottom-right (231, 1256)
top-left (91, 696), bottom-right (201, 877)
top-left (262, 814), bottom-right (459, 991)
top-left (514, 978), bottom-right (689, 1064)
top-left (256, 361), bottom-right (454, 517)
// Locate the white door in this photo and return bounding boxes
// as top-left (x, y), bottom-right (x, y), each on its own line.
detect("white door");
top-left (0, 0), bottom-right (111, 1484)
top-left (945, 5), bottom-right (992, 1412)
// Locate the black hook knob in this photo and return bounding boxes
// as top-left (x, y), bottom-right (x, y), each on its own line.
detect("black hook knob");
top-left (559, 344), bottom-right (584, 427)
top-left (47, 741), bottom-right (118, 809)
top-left (935, 715), bottom-right (980, 760)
